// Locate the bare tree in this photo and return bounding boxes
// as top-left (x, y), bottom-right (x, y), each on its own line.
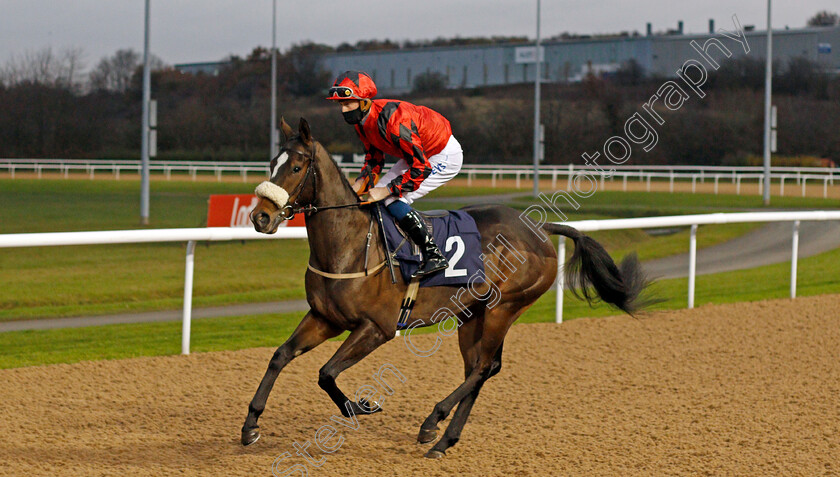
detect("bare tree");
top-left (807, 10), bottom-right (839, 27)
top-left (0, 47), bottom-right (86, 90)
top-left (89, 49), bottom-right (166, 92)
top-left (59, 47), bottom-right (86, 92)
top-left (89, 49), bottom-right (140, 92)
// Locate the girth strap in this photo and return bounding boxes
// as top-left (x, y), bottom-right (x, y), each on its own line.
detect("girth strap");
top-left (307, 259), bottom-right (387, 279)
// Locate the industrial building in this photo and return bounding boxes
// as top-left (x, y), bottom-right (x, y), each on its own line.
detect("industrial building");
top-left (319, 22), bottom-right (840, 93)
top-left (174, 22), bottom-right (839, 94)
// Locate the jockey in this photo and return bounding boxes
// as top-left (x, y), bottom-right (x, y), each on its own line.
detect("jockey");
top-left (326, 70), bottom-right (463, 278)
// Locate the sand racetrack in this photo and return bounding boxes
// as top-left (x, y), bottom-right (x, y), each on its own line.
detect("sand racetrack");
top-left (1, 295), bottom-right (839, 476)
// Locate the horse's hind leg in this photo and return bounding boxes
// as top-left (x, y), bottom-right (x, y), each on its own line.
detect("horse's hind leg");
top-left (417, 310), bottom-right (484, 444)
top-left (419, 302), bottom-right (524, 457)
top-left (424, 342), bottom-right (504, 459)
top-left (241, 311), bottom-right (340, 446)
top-left (422, 299), bottom-right (531, 458)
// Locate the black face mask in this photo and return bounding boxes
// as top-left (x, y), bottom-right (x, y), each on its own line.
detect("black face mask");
top-left (342, 108), bottom-right (364, 125)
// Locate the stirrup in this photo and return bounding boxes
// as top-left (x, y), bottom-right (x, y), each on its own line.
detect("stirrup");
top-left (412, 257), bottom-right (449, 278)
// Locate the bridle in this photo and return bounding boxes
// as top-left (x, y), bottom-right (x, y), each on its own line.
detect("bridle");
top-left (275, 139), bottom-right (374, 222)
top-left (269, 138), bottom-right (390, 281)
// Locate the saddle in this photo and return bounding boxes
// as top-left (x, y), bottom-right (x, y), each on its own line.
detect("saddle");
top-left (389, 209), bottom-right (450, 239)
top-left (378, 204), bottom-right (484, 288)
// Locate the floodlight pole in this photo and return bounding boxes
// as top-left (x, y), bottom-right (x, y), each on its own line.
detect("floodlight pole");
top-left (532, 0), bottom-right (541, 198)
top-left (140, 0), bottom-right (151, 225)
top-left (762, 0), bottom-right (773, 205)
top-left (270, 0), bottom-right (278, 160)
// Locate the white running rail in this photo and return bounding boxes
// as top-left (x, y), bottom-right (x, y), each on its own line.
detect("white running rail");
top-left (1, 210), bottom-right (839, 352)
top-left (1, 159), bottom-right (837, 197)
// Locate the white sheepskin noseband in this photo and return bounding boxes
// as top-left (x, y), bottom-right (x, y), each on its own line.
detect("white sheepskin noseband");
top-left (255, 181), bottom-right (289, 209)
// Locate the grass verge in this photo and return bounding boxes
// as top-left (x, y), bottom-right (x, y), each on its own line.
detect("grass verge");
top-left (1, 245), bottom-right (838, 369)
top-left (1, 179), bottom-right (835, 321)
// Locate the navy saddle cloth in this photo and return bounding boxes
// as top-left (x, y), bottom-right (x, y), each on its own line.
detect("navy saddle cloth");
top-left (378, 204), bottom-right (485, 287)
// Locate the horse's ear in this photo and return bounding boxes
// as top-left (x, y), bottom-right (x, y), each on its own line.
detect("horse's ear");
top-left (279, 117), bottom-right (294, 142)
top-left (299, 117), bottom-right (312, 145)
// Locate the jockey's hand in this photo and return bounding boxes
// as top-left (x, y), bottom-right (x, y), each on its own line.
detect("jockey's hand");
top-left (352, 178), bottom-right (366, 196)
top-left (367, 186), bottom-right (391, 202)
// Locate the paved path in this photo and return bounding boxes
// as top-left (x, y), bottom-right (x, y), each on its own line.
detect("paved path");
top-left (643, 220), bottom-right (840, 280)
top-left (0, 300), bottom-right (309, 332)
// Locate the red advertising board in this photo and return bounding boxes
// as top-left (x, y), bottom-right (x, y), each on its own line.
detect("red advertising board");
top-left (207, 194), bottom-right (305, 227)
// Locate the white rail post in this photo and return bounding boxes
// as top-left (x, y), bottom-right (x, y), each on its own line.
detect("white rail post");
top-left (801, 177), bottom-right (807, 197)
top-left (790, 220), bottom-right (799, 299)
top-left (688, 224), bottom-right (698, 309)
top-left (182, 240), bottom-right (197, 355)
top-left (555, 236), bottom-right (566, 324)
top-left (824, 177), bottom-right (828, 199)
top-left (622, 174), bottom-right (628, 192)
top-left (780, 176), bottom-right (785, 196)
top-left (669, 171), bottom-right (674, 193)
top-left (568, 164), bottom-right (574, 190)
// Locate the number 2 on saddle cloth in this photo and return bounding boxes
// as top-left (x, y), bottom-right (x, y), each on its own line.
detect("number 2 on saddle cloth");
top-left (375, 203), bottom-right (485, 329)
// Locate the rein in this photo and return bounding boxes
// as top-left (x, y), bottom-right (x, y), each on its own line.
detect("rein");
top-left (278, 140), bottom-right (388, 279)
top-left (281, 141), bottom-right (374, 220)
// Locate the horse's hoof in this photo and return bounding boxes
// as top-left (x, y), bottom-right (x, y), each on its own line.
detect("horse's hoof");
top-left (347, 398), bottom-right (382, 415)
top-left (241, 428), bottom-right (260, 446)
top-left (424, 449), bottom-right (446, 459)
top-left (417, 427), bottom-right (438, 444)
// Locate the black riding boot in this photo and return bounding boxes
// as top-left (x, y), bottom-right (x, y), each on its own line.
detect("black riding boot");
top-left (397, 210), bottom-right (449, 278)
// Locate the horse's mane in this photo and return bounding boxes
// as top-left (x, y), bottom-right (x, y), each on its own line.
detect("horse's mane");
top-left (314, 140), bottom-right (359, 202)
top-left (286, 134), bottom-right (359, 202)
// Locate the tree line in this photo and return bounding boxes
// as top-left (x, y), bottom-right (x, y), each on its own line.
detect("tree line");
top-left (1, 22), bottom-right (839, 165)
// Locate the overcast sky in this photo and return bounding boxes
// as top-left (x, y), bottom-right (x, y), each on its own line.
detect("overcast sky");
top-left (1, 0), bottom-right (836, 68)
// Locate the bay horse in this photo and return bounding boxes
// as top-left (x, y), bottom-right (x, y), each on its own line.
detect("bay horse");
top-left (243, 118), bottom-right (650, 458)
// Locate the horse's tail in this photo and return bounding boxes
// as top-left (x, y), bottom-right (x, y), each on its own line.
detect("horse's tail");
top-left (542, 223), bottom-right (652, 315)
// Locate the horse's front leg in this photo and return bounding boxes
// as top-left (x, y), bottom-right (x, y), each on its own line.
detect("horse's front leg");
top-left (242, 311), bottom-right (340, 446)
top-left (318, 319), bottom-right (392, 416)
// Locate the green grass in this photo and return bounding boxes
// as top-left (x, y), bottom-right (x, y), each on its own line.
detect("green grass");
top-left (0, 311), bottom-right (306, 369)
top-left (2, 245), bottom-right (838, 369)
top-left (0, 240), bottom-right (310, 321)
top-left (511, 189), bottom-right (840, 217)
top-left (521, 244), bottom-right (840, 323)
top-left (0, 180), bottom-right (510, 321)
top-left (1, 179), bottom-right (836, 322)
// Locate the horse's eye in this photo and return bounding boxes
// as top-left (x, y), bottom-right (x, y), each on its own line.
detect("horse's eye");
top-left (293, 166), bottom-right (301, 173)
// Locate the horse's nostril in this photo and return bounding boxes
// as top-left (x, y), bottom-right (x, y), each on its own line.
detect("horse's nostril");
top-left (255, 212), bottom-right (270, 229)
